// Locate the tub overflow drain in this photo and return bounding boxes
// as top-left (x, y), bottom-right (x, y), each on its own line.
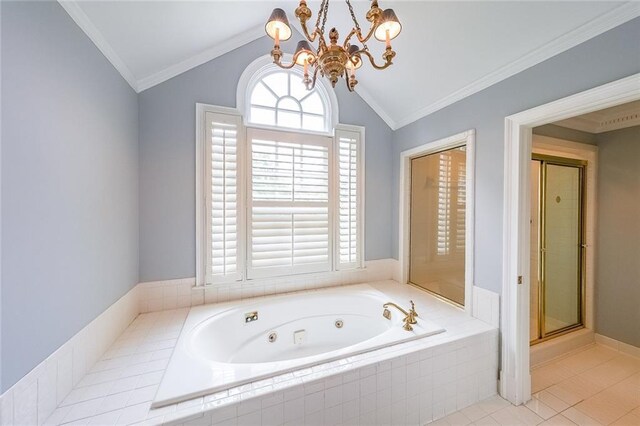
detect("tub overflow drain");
top-left (335, 319), bottom-right (344, 329)
top-left (268, 332), bottom-right (277, 343)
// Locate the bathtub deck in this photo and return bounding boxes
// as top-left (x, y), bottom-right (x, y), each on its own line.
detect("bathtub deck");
top-left (43, 280), bottom-right (498, 426)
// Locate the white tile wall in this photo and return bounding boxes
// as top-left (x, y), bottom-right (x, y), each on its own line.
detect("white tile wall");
top-left (0, 287), bottom-right (139, 426)
top-left (159, 329), bottom-right (499, 426)
top-left (472, 286), bottom-right (500, 328)
top-left (138, 259), bottom-right (399, 314)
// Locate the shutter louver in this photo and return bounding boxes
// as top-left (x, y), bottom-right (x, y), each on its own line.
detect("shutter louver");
top-left (336, 129), bottom-right (362, 269)
top-left (205, 112), bottom-right (243, 284)
top-left (247, 129), bottom-right (332, 278)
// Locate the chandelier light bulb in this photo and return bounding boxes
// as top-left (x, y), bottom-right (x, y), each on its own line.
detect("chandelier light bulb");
top-left (265, 8), bottom-right (292, 42)
top-left (374, 9), bottom-right (402, 42)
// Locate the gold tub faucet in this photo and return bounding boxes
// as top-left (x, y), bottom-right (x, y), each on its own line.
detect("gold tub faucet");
top-left (382, 300), bottom-right (419, 331)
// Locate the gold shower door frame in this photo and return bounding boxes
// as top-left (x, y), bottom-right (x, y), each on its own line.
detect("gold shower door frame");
top-left (408, 145), bottom-right (467, 308)
top-left (531, 154), bottom-right (587, 345)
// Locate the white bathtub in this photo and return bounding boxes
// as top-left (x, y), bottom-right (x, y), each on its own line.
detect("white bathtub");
top-left (152, 283), bottom-right (445, 408)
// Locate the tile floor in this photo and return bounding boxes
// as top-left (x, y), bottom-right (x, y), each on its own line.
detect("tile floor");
top-left (431, 343), bottom-right (640, 426)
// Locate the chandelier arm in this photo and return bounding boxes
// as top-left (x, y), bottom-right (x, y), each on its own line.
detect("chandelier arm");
top-left (306, 65), bottom-right (321, 91)
top-left (343, 70), bottom-right (355, 92)
top-left (299, 20), bottom-right (320, 43)
top-left (272, 54), bottom-right (300, 70)
top-left (357, 49), bottom-right (393, 70)
top-left (343, 23), bottom-right (378, 49)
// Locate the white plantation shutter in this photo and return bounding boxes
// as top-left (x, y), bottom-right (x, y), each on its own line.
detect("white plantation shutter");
top-left (247, 128), bottom-right (332, 278)
top-left (336, 128), bottom-right (363, 269)
top-left (205, 111), bottom-right (244, 284)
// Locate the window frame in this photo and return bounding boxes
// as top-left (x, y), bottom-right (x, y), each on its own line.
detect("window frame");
top-left (237, 57), bottom-right (340, 137)
top-left (195, 103), bottom-right (365, 287)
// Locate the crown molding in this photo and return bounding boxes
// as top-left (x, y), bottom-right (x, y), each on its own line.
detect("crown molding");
top-left (137, 26), bottom-right (266, 93)
top-left (555, 101), bottom-right (640, 133)
top-left (353, 85), bottom-right (397, 130)
top-left (59, 1), bottom-right (639, 128)
top-left (58, 1), bottom-right (138, 92)
top-left (392, 2), bottom-right (640, 130)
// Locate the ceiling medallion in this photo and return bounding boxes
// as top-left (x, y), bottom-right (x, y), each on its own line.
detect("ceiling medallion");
top-left (265, 0), bottom-right (402, 92)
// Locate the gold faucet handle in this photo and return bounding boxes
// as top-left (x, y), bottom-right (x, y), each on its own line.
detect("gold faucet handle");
top-left (410, 300), bottom-right (418, 317)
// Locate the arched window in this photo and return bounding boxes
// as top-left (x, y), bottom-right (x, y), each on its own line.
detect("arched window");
top-left (245, 66), bottom-right (333, 133)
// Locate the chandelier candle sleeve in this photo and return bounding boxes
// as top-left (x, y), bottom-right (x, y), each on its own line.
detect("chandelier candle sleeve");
top-left (265, 0), bottom-right (402, 92)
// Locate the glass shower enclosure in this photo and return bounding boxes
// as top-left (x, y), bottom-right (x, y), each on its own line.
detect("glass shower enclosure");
top-left (530, 155), bottom-right (586, 344)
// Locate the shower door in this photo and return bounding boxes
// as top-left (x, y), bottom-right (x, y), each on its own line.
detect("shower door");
top-left (409, 146), bottom-right (466, 306)
top-left (530, 155), bottom-right (586, 344)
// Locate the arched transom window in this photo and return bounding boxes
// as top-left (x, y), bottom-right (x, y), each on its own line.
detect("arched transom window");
top-left (248, 69), bottom-right (330, 132)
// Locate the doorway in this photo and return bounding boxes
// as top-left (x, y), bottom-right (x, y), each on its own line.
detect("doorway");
top-left (530, 155), bottom-right (586, 344)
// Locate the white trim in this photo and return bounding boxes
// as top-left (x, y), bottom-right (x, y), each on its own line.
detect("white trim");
top-left (335, 124), bottom-right (366, 270)
top-left (392, 2), bottom-right (640, 130)
top-left (57, 1), bottom-right (138, 91)
top-left (195, 104), bottom-right (243, 287)
top-left (595, 334), bottom-right (640, 359)
top-left (236, 55), bottom-right (339, 134)
top-left (500, 73), bottom-right (640, 405)
top-left (138, 26), bottom-right (265, 92)
top-left (398, 129), bottom-right (476, 314)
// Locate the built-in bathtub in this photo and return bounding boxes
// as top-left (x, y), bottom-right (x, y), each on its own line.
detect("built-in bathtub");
top-left (153, 283), bottom-right (445, 408)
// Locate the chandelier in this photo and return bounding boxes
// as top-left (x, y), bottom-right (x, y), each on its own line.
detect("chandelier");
top-left (264, 0), bottom-right (402, 92)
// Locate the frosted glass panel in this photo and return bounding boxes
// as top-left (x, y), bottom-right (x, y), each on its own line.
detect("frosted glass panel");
top-left (530, 160), bottom-right (540, 342)
top-left (409, 147), bottom-right (466, 306)
top-left (544, 164), bottom-right (581, 333)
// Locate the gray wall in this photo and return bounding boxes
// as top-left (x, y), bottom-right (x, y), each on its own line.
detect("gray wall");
top-left (1, 1), bottom-right (139, 391)
top-left (138, 36), bottom-right (393, 282)
top-left (392, 18), bottom-right (640, 294)
top-left (595, 126), bottom-right (640, 347)
top-left (533, 124), bottom-right (598, 145)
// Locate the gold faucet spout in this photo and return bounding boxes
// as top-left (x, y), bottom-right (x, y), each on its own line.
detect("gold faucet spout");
top-left (382, 300), bottom-right (419, 331)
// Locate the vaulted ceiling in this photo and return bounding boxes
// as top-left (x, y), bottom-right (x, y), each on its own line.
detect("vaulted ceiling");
top-left (61, 1), bottom-right (639, 130)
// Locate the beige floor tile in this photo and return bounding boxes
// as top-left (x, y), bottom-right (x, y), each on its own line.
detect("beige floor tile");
top-left (547, 384), bottom-right (584, 407)
top-left (554, 375), bottom-right (604, 401)
top-left (475, 396), bottom-right (512, 416)
top-left (461, 404), bottom-right (490, 422)
top-left (574, 393), bottom-right (631, 425)
top-left (491, 406), bottom-right (544, 426)
top-left (581, 356), bottom-right (640, 390)
top-left (473, 415), bottom-right (500, 426)
top-left (526, 398), bottom-right (558, 420)
top-left (539, 414), bottom-right (577, 426)
top-left (554, 347), bottom-right (615, 376)
top-left (534, 391), bottom-right (572, 413)
top-left (442, 411), bottom-right (473, 425)
top-left (610, 412), bottom-right (640, 426)
top-left (532, 364), bottom-right (575, 393)
top-left (561, 407), bottom-right (603, 426)
top-left (491, 406), bottom-right (526, 425)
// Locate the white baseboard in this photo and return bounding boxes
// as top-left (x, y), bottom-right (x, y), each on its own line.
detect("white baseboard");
top-left (595, 333), bottom-right (640, 359)
top-left (0, 287), bottom-right (138, 426)
top-left (530, 328), bottom-right (595, 368)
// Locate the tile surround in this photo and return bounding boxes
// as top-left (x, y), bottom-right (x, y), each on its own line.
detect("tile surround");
top-left (137, 259), bottom-right (399, 314)
top-left (0, 287), bottom-right (139, 426)
top-left (0, 259), bottom-right (506, 425)
top-left (40, 286), bottom-right (500, 425)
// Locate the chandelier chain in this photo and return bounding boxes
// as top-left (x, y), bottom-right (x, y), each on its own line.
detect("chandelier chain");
top-left (345, 0), bottom-right (369, 50)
